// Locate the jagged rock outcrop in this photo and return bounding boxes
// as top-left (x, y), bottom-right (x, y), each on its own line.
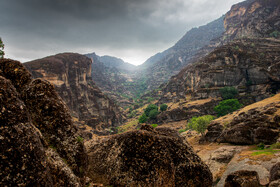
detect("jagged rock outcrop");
top-left (159, 38), bottom-right (280, 104)
top-left (159, 0), bottom-right (280, 106)
top-left (205, 93), bottom-right (280, 145)
top-left (138, 16), bottom-right (225, 93)
top-left (157, 98), bottom-right (220, 124)
top-left (224, 0), bottom-right (280, 41)
top-left (0, 59), bottom-right (87, 186)
top-left (224, 170), bottom-right (260, 187)
top-left (25, 53), bottom-right (123, 135)
top-left (86, 125), bottom-right (213, 186)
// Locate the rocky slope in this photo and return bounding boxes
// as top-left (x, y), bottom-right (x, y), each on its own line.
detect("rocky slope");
top-left (205, 93), bottom-right (280, 145)
top-left (159, 38), bottom-right (280, 104)
top-left (86, 125), bottom-right (213, 186)
top-left (24, 53), bottom-right (123, 135)
top-left (137, 16), bottom-right (225, 92)
top-left (158, 0), bottom-right (280, 107)
top-left (85, 53), bottom-right (137, 108)
top-left (0, 59), bottom-right (87, 186)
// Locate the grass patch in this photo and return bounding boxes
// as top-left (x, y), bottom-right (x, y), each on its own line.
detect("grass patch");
top-left (251, 149), bottom-right (279, 156)
top-left (150, 124), bottom-right (158, 128)
top-left (178, 129), bottom-right (186, 134)
top-left (117, 119), bottom-right (138, 134)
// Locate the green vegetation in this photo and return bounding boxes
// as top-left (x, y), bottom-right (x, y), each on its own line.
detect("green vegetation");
top-left (269, 31), bottom-right (280, 38)
top-left (144, 104), bottom-right (158, 116)
top-left (160, 104), bottom-right (168, 112)
top-left (150, 124), bottom-right (158, 128)
top-left (252, 143), bottom-right (280, 156)
top-left (187, 115), bottom-right (215, 136)
top-left (219, 86), bottom-right (238, 100)
top-left (178, 129), bottom-right (186, 134)
top-left (0, 38), bottom-right (4, 58)
top-left (76, 136), bottom-right (84, 143)
top-left (149, 109), bottom-right (159, 119)
top-left (214, 99), bottom-right (242, 117)
top-left (139, 113), bottom-right (148, 123)
top-left (257, 143), bottom-right (265, 150)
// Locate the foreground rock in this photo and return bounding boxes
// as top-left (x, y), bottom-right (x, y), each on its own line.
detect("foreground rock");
top-left (205, 93), bottom-right (280, 145)
top-left (0, 59), bottom-right (87, 186)
top-left (224, 170), bottom-right (260, 187)
top-left (86, 125), bottom-right (213, 186)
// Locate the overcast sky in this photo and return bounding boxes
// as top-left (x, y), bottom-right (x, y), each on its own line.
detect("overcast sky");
top-left (0, 0), bottom-right (243, 65)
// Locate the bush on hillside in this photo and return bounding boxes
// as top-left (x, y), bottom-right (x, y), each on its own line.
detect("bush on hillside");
top-left (139, 113), bottom-right (148, 123)
top-left (219, 86), bottom-right (238, 100)
top-left (144, 104), bottom-right (158, 116)
top-left (214, 99), bottom-right (242, 117)
top-left (160, 104), bottom-right (168, 112)
top-left (149, 109), bottom-right (159, 120)
top-left (187, 115), bottom-right (215, 136)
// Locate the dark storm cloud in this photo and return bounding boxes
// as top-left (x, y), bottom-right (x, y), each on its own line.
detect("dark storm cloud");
top-left (0, 0), bottom-right (243, 64)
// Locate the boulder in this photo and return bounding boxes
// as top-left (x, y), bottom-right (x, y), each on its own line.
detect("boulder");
top-left (224, 170), bottom-right (260, 187)
top-left (270, 162), bottom-right (280, 182)
top-left (87, 125), bottom-right (213, 186)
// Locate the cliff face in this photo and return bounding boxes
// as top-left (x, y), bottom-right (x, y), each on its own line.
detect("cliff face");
top-left (24, 53), bottom-right (123, 134)
top-left (137, 16), bottom-right (225, 92)
top-left (159, 38), bottom-right (280, 104)
top-left (159, 0), bottom-right (280, 105)
top-left (224, 0), bottom-right (280, 40)
top-left (0, 59), bottom-right (87, 186)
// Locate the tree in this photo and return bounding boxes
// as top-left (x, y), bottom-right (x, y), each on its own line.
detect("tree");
top-left (219, 86), bottom-right (238, 100)
top-left (148, 109), bottom-right (159, 120)
top-left (214, 99), bottom-right (242, 117)
top-left (139, 113), bottom-right (148, 123)
top-left (160, 104), bottom-right (168, 112)
top-left (144, 104), bottom-right (158, 116)
top-left (0, 38), bottom-right (4, 58)
top-left (187, 115), bottom-right (215, 136)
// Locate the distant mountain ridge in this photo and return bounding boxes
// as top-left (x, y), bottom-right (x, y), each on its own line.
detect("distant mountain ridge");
top-left (85, 53), bottom-right (137, 72)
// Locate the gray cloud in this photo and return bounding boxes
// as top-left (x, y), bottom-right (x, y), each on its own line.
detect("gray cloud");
top-left (0, 0), bottom-right (243, 65)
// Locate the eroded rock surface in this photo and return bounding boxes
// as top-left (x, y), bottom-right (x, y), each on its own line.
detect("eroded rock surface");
top-left (0, 59), bottom-right (87, 186)
top-left (205, 94), bottom-right (280, 145)
top-left (86, 125), bottom-right (213, 186)
top-left (224, 170), bottom-right (260, 187)
top-left (25, 53), bottom-right (123, 135)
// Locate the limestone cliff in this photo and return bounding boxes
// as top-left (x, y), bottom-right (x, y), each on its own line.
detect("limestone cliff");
top-left (159, 0), bottom-right (280, 105)
top-left (159, 38), bottom-right (280, 104)
top-left (224, 0), bottom-right (280, 40)
top-left (24, 53), bottom-right (123, 135)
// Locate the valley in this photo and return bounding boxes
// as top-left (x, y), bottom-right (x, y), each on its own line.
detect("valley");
top-left (1, 0), bottom-right (280, 186)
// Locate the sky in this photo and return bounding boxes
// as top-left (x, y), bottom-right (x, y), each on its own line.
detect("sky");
top-left (0, 0), bottom-right (243, 65)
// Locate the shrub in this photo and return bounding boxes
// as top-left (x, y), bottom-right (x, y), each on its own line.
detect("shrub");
top-left (257, 143), bottom-right (265, 150)
top-left (149, 109), bottom-right (159, 120)
top-left (219, 86), bottom-right (238, 100)
top-left (0, 38), bottom-right (4, 58)
top-left (151, 124), bottom-right (158, 128)
top-left (214, 99), bottom-right (242, 117)
top-left (139, 113), bottom-right (148, 123)
top-left (187, 115), bottom-right (215, 136)
top-left (144, 104), bottom-right (158, 116)
top-left (76, 136), bottom-right (84, 143)
top-left (160, 104), bottom-right (168, 112)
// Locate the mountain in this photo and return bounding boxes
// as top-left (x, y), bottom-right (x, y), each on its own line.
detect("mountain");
top-left (156, 0), bottom-right (280, 124)
top-left (97, 55), bottom-right (137, 72)
top-left (24, 53), bottom-right (124, 135)
top-left (137, 16), bottom-right (225, 92)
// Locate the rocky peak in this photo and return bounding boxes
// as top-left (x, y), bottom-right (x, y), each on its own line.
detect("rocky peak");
top-left (224, 0), bottom-right (280, 40)
top-left (24, 53), bottom-right (124, 135)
